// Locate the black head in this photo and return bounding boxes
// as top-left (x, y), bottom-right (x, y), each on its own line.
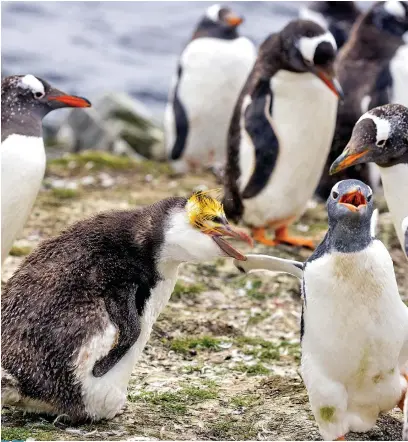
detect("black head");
top-left (193, 4), bottom-right (243, 40)
top-left (272, 20), bottom-right (343, 98)
top-left (326, 179), bottom-right (375, 252)
top-left (330, 104), bottom-right (408, 173)
top-left (367, 0), bottom-right (408, 38)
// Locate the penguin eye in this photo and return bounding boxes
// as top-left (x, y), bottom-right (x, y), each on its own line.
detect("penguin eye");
top-left (376, 139), bottom-right (387, 147)
top-left (33, 91), bottom-right (45, 99)
top-left (332, 191), bottom-right (339, 199)
top-left (213, 216), bottom-right (223, 224)
top-left (367, 193), bottom-right (373, 202)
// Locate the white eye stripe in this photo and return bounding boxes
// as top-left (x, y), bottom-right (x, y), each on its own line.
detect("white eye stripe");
top-left (331, 181), bottom-right (342, 194)
top-left (298, 31), bottom-right (337, 64)
top-left (206, 4), bottom-right (222, 22)
top-left (19, 75), bottom-right (45, 95)
top-left (357, 114), bottom-right (391, 146)
top-left (384, 0), bottom-right (406, 18)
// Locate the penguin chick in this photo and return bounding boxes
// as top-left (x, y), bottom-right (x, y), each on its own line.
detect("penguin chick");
top-left (223, 19), bottom-right (342, 249)
top-left (1, 75), bottom-right (91, 264)
top-left (330, 103), bottom-right (408, 257)
top-left (316, 1), bottom-right (408, 199)
top-left (299, 1), bottom-right (361, 49)
top-left (164, 4), bottom-right (256, 175)
top-left (1, 191), bottom-right (251, 422)
top-left (302, 179), bottom-right (408, 440)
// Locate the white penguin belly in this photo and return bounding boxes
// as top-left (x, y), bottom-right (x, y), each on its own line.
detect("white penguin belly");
top-left (73, 265), bottom-right (179, 420)
top-left (240, 71), bottom-right (337, 227)
top-left (165, 37), bottom-right (255, 170)
top-left (1, 135), bottom-right (46, 263)
top-left (390, 45), bottom-right (408, 107)
top-left (301, 241), bottom-right (408, 440)
top-left (379, 163), bottom-right (408, 257)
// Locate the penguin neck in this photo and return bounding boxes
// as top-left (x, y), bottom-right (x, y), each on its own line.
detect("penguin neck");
top-left (327, 217), bottom-right (372, 253)
top-left (1, 110), bottom-right (43, 142)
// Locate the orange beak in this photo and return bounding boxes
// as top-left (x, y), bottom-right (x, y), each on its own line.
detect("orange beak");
top-left (225, 13), bottom-right (244, 26)
top-left (316, 70), bottom-right (344, 99)
top-left (47, 95), bottom-right (91, 108)
top-left (330, 148), bottom-right (370, 175)
top-left (338, 188), bottom-right (367, 212)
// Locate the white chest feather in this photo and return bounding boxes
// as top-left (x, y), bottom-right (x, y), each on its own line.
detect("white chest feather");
top-left (165, 37), bottom-right (256, 168)
top-left (390, 44), bottom-right (408, 107)
top-left (1, 134), bottom-right (46, 263)
top-left (73, 262), bottom-right (179, 420)
top-left (301, 241), bottom-right (408, 439)
top-left (240, 71), bottom-right (338, 226)
top-left (379, 163), bottom-right (408, 256)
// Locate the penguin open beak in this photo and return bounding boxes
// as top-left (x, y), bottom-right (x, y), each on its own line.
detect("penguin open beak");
top-left (330, 145), bottom-right (370, 175)
top-left (224, 13), bottom-right (244, 26)
top-left (47, 88), bottom-right (91, 108)
top-left (307, 65), bottom-right (344, 100)
top-left (211, 224), bottom-right (253, 261)
top-left (338, 188), bottom-right (367, 212)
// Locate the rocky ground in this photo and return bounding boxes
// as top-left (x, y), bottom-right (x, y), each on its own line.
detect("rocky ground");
top-left (2, 151), bottom-right (407, 441)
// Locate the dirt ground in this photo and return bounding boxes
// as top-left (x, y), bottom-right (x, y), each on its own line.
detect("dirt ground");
top-left (2, 152), bottom-right (407, 441)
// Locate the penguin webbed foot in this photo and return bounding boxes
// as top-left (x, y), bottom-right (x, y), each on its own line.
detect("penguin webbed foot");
top-left (274, 225), bottom-right (315, 250)
top-left (252, 227), bottom-right (278, 246)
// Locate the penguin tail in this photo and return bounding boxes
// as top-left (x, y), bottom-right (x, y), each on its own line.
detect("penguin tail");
top-left (233, 254), bottom-right (304, 279)
top-left (1, 366), bottom-right (22, 406)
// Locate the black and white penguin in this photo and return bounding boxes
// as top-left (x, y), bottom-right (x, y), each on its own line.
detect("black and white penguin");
top-left (316, 0), bottom-right (408, 200)
top-left (223, 19), bottom-right (342, 249)
top-left (299, 1), bottom-right (361, 49)
top-left (330, 103), bottom-right (408, 257)
top-left (1, 191), bottom-right (251, 422)
top-left (164, 4), bottom-right (256, 174)
top-left (1, 74), bottom-right (91, 264)
top-left (234, 179), bottom-right (408, 441)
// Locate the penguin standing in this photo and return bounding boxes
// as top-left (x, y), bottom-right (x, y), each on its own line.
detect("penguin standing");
top-left (164, 4), bottom-right (256, 175)
top-left (330, 103), bottom-right (408, 257)
top-left (223, 19), bottom-right (342, 249)
top-left (316, 1), bottom-right (408, 200)
top-left (1, 191), bottom-right (251, 422)
top-left (1, 75), bottom-right (91, 264)
top-left (235, 179), bottom-right (408, 441)
top-left (299, 1), bottom-right (361, 49)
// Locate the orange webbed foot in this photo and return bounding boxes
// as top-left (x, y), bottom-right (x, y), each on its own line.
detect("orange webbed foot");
top-left (252, 227), bottom-right (278, 247)
top-left (274, 225), bottom-right (315, 250)
top-left (335, 436), bottom-right (346, 441)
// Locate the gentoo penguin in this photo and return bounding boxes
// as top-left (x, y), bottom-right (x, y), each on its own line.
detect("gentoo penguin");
top-left (316, 1), bottom-right (408, 200)
top-left (164, 4), bottom-right (256, 175)
top-left (235, 179), bottom-right (408, 441)
top-left (223, 19), bottom-right (342, 249)
top-left (299, 1), bottom-right (361, 49)
top-left (1, 75), bottom-right (91, 263)
top-left (1, 191), bottom-right (251, 422)
top-left (330, 103), bottom-right (408, 257)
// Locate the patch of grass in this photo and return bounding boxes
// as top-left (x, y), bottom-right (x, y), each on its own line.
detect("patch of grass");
top-left (9, 245), bottom-right (32, 257)
top-left (1, 426), bottom-right (60, 441)
top-left (181, 363), bottom-right (204, 374)
top-left (195, 263), bottom-right (219, 277)
top-left (170, 335), bottom-right (225, 354)
top-left (230, 393), bottom-right (262, 408)
top-left (234, 362), bottom-right (270, 376)
top-left (51, 187), bottom-right (79, 199)
top-left (246, 312), bottom-right (270, 327)
top-left (235, 336), bottom-right (301, 362)
top-left (206, 418), bottom-right (257, 440)
top-left (49, 150), bottom-right (138, 170)
top-left (171, 281), bottom-right (205, 301)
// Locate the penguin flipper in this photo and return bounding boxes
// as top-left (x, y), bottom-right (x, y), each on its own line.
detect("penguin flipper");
top-left (92, 283), bottom-right (141, 378)
top-left (234, 254), bottom-right (304, 279)
top-left (241, 80), bottom-right (279, 199)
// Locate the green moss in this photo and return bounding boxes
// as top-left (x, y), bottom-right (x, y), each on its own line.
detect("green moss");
top-left (230, 393), bottom-right (262, 408)
top-left (206, 418), bottom-right (257, 440)
top-left (9, 245), bottom-right (32, 257)
top-left (51, 188), bottom-right (79, 199)
top-left (320, 406), bottom-right (336, 422)
top-left (170, 335), bottom-right (225, 354)
top-left (234, 362), bottom-right (270, 376)
top-left (236, 336), bottom-right (274, 349)
top-left (1, 426), bottom-right (61, 441)
top-left (49, 151), bottom-right (138, 170)
top-left (171, 281), bottom-right (205, 301)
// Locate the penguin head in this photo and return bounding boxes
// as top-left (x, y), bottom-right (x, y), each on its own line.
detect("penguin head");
top-left (368, 1), bottom-right (408, 38)
top-left (193, 4), bottom-right (243, 39)
top-left (183, 189), bottom-right (252, 261)
top-left (330, 104), bottom-right (408, 173)
top-left (277, 20), bottom-right (343, 98)
top-left (1, 74), bottom-right (91, 120)
top-left (327, 179), bottom-right (374, 224)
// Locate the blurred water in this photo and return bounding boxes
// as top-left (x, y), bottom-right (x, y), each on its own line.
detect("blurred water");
top-left (1, 1), bottom-right (304, 121)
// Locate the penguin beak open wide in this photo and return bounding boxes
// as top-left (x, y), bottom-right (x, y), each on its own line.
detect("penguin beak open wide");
top-left (329, 144), bottom-right (370, 175)
top-left (307, 64), bottom-right (344, 100)
top-left (338, 188), bottom-right (367, 212)
top-left (46, 88), bottom-right (92, 109)
top-left (211, 222), bottom-right (253, 261)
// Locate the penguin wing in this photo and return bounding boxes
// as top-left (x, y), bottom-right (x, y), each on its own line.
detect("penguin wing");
top-left (241, 80), bottom-right (279, 199)
top-left (166, 65), bottom-right (189, 161)
top-left (233, 254), bottom-right (304, 279)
